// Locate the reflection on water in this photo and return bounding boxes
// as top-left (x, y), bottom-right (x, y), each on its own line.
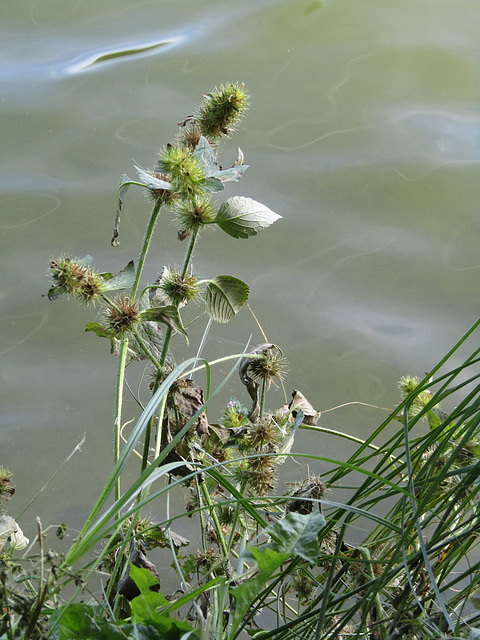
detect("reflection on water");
top-left (391, 110), bottom-right (480, 165)
top-left (0, 0), bottom-right (478, 553)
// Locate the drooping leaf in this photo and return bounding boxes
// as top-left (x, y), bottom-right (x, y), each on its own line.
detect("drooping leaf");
top-left (204, 276), bottom-right (249, 323)
top-left (289, 390), bottom-right (322, 425)
top-left (101, 260), bottom-right (135, 292)
top-left (215, 196), bottom-right (281, 238)
top-left (140, 306), bottom-right (188, 340)
top-left (134, 165), bottom-right (173, 191)
top-left (112, 175), bottom-right (134, 247)
top-left (264, 510), bottom-right (326, 562)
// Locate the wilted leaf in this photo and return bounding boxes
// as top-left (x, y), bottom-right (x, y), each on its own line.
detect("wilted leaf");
top-left (0, 515), bottom-right (29, 551)
top-left (112, 174), bottom-right (134, 247)
top-left (46, 285), bottom-right (63, 301)
top-left (140, 306), bottom-right (187, 340)
top-left (215, 196), bottom-right (281, 239)
top-left (204, 276), bottom-right (249, 323)
top-left (289, 390), bottom-right (321, 425)
top-left (102, 260), bottom-right (135, 292)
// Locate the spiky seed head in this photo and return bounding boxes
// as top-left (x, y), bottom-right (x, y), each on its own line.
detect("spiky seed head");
top-left (158, 267), bottom-right (201, 306)
top-left (49, 255), bottom-right (105, 304)
top-left (195, 83), bottom-right (249, 141)
top-left (157, 145), bottom-right (205, 199)
top-left (104, 295), bottom-right (140, 335)
top-left (247, 454), bottom-right (277, 496)
top-left (173, 194), bottom-right (215, 233)
top-left (178, 121), bottom-right (203, 150)
top-left (249, 349), bottom-right (287, 390)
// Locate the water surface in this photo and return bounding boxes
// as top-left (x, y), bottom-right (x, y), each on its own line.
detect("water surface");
top-left (1, 0), bottom-right (479, 564)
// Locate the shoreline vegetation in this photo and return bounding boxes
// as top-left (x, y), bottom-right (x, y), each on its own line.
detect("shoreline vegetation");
top-left (2, 84), bottom-right (480, 640)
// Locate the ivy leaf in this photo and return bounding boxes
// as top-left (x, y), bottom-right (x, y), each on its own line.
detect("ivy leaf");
top-left (101, 261), bottom-right (135, 292)
top-left (214, 196), bottom-right (281, 239)
top-left (140, 306), bottom-right (188, 341)
top-left (204, 276), bottom-right (249, 323)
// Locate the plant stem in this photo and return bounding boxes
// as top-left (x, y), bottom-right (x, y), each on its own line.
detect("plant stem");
top-left (114, 337), bottom-right (129, 501)
top-left (131, 201), bottom-right (162, 299)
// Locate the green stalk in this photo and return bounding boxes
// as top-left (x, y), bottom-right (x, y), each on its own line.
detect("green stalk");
top-left (131, 200), bottom-right (162, 299)
top-left (114, 336), bottom-right (129, 501)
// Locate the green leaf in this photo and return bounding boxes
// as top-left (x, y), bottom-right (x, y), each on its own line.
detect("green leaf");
top-left (215, 196), bottom-right (281, 239)
top-left (134, 165), bottom-right (173, 191)
top-left (140, 306), bottom-right (188, 340)
top-left (264, 511), bottom-right (326, 562)
top-left (101, 260), bottom-right (135, 292)
top-left (129, 566), bottom-right (198, 639)
top-left (230, 546), bottom-right (290, 635)
top-left (204, 276), bottom-right (249, 323)
top-left (192, 137), bottom-right (248, 193)
top-left (85, 322), bottom-right (112, 338)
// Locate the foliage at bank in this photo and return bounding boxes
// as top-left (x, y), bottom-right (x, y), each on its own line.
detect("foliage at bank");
top-left (2, 84), bottom-right (480, 640)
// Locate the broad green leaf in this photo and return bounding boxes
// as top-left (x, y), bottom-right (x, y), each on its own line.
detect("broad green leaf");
top-left (264, 511), bottom-right (325, 562)
top-left (53, 602), bottom-right (103, 639)
top-left (140, 306), bottom-right (188, 339)
top-left (215, 196), bottom-right (281, 239)
top-left (130, 566), bottom-right (198, 640)
top-left (129, 565), bottom-right (170, 625)
top-left (230, 546), bottom-right (290, 635)
top-left (101, 260), bottom-right (135, 292)
top-left (204, 276), bottom-right (249, 323)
